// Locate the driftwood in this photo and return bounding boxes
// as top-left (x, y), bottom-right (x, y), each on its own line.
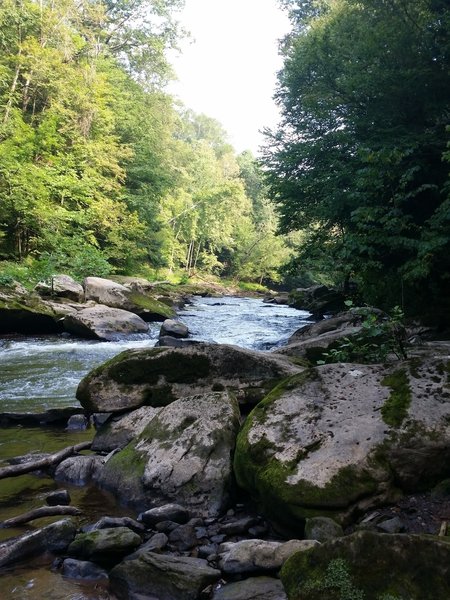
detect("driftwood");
top-left (1, 505), bottom-right (82, 528)
top-left (0, 441), bottom-right (92, 480)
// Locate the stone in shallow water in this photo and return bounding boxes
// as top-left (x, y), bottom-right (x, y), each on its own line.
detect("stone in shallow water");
top-left (212, 577), bottom-right (287, 600)
top-left (67, 527), bottom-right (142, 567)
top-left (109, 552), bottom-right (220, 600)
top-left (62, 558), bottom-right (108, 581)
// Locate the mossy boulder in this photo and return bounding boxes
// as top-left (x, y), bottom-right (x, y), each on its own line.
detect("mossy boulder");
top-left (77, 342), bottom-right (300, 413)
top-left (281, 530), bottom-right (450, 600)
top-left (95, 391), bottom-right (241, 515)
top-left (91, 406), bottom-right (161, 452)
top-left (234, 358), bottom-right (450, 532)
top-left (288, 285), bottom-right (345, 317)
top-left (110, 551), bottom-right (220, 600)
top-left (0, 285), bottom-right (64, 334)
top-left (83, 276), bottom-right (173, 321)
top-left (67, 527), bottom-right (142, 567)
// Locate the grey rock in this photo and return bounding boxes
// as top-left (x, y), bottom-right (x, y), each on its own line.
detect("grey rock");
top-left (220, 517), bottom-right (258, 536)
top-left (77, 342), bottom-right (300, 413)
top-left (198, 543), bottom-right (218, 558)
top-left (96, 392), bottom-right (240, 516)
top-left (46, 489), bottom-right (71, 506)
top-left (54, 455), bottom-right (103, 485)
top-left (66, 414), bottom-right (89, 431)
top-left (288, 284), bottom-right (345, 316)
top-left (62, 558), bottom-right (108, 580)
top-left (218, 539), bottom-right (319, 575)
top-left (92, 406), bottom-right (161, 453)
top-left (0, 519), bottom-right (77, 567)
top-left (212, 577), bottom-right (287, 600)
top-left (155, 520), bottom-right (180, 533)
top-left (68, 527), bottom-right (142, 566)
top-left (159, 318), bottom-right (189, 338)
top-left (376, 516), bottom-right (405, 534)
top-left (63, 304), bottom-right (149, 341)
top-left (83, 516), bottom-right (145, 535)
top-left (109, 552), bottom-right (221, 600)
top-left (35, 275), bottom-right (84, 303)
top-left (138, 504), bottom-right (190, 527)
top-left (168, 523), bottom-right (197, 551)
top-left (304, 517), bottom-right (344, 543)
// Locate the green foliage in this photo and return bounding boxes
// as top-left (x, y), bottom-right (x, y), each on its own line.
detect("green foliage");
top-left (381, 369), bottom-right (412, 428)
top-left (304, 558), bottom-right (365, 600)
top-left (266, 0), bottom-right (450, 323)
top-left (318, 304), bottom-right (407, 365)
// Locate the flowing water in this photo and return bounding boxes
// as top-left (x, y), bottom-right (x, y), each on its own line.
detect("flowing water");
top-left (0, 295), bottom-right (311, 599)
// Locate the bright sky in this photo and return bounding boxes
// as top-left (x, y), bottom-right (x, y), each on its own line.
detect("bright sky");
top-left (168, 0), bottom-right (291, 155)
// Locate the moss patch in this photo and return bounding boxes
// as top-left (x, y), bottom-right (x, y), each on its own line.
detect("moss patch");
top-left (381, 369), bottom-right (411, 427)
top-left (127, 291), bottom-right (174, 319)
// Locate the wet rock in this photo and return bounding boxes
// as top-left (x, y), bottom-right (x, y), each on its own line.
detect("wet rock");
top-left (281, 530), bottom-right (450, 600)
top-left (66, 414), bottom-right (89, 431)
top-left (376, 516), bottom-right (405, 534)
top-left (109, 551), bottom-right (221, 600)
top-left (0, 519), bottom-right (77, 567)
top-left (168, 523), bottom-right (197, 551)
top-left (54, 455), bottom-right (103, 485)
top-left (138, 504), bottom-right (190, 527)
top-left (234, 358), bottom-right (450, 531)
top-left (67, 527), bottom-right (142, 566)
top-left (133, 533), bottom-right (169, 554)
top-left (220, 517), bottom-right (259, 536)
top-left (96, 392), bottom-right (240, 516)
top-left (212, 577), bottom-right (288, 600)
top-left (82, 516), bottom-right (145, 535)
top-left (61, 558), bottom-right (108, 580)
top-left (77, 342), bottom-right (300, 413)
top-left (218, 539), bottom-right (319, 575)
top-left (46, 490), bottom-right (71, 506)
top-left (159, 318), bottom-right (189, 338)
top-left (304, 517), bottom-right (344, 543)
top-left (156, 335), bottom-right (202, 348)
top-left (92, 406), bottom-right (161, 453)
top-left (63, 304), bottom-right (149, 341)
top-left (155, 520), bottom-right (180, 533)
top-left (35, 275), bottom-right (84, 303)
top-left (0, 286), bottom-right (62, 334)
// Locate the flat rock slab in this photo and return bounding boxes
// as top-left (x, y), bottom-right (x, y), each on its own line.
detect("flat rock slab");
top-left (92, 406), bottom-right (161, 452)
top-left (281, 531), bottom-right (450, 600)
top-left (235, 357), bottom-right (450, 529)
top-left (213, 577), bottom-right (288, 600)
top-left (110, 551), bottom-right (220, 600)
top-left (95, 392), bottom-right (240, 516)
top-left (218, 539), bottom-right (319, 575)
top-left (63, 304), bottom-right (149, 340)
top-left (77, 342), bottom-right (300, 413)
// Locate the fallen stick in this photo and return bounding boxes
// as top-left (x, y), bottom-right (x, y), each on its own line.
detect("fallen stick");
top-left (0, 441), bottom-right (92, 480)
top-left (1, 505), bottom-right (82, 528)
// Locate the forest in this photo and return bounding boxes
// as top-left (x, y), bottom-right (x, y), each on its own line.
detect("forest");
top-left (1, 0), bottom-right (449, 322)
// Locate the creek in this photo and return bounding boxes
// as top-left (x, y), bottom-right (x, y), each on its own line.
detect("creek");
top-left (0, 295), bottom-right (311, 599)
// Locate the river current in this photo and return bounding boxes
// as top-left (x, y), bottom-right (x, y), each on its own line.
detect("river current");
top-left (0, 295), bottom-right (311, 599)
top-left (0, 296), bottom-right (311, 413)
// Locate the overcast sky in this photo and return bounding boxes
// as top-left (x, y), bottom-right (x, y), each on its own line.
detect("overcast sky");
top-left (168, 0), bottom-right (291, 155)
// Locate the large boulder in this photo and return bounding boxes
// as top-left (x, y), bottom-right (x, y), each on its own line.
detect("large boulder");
top-left (35, 274), bottom-right (84, 302)
top-left (0, 283), bottom-right (63, 334)
top-left (109, 552), bottom-right (220, 600)
top-left (275, 308), bottom-right (386, 362)
top-left (159, 318), bottom-right (189, 339)
top-left (280, 531), bottom-right (450, 600)
top-left (84, 276), bottom-right (174, 321)
top-left (289, 285), bottom-right (345, 317)
top-left (63, 304), bottom-right (149, 341)
top-left (234, 357), bottom-right (450, 531)
top-left (95, 392), bottom-right (240, 515)
top-left (77, 342), bottom-right (300, 413)
top-left (67, 527), bottom-right (142, 567)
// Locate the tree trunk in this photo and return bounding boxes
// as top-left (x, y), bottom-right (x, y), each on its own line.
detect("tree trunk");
top-left (0, 441), bottom-right (92, 480)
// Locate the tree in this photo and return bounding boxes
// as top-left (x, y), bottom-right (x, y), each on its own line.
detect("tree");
top-left (265, 0), bottom-right (450, 320)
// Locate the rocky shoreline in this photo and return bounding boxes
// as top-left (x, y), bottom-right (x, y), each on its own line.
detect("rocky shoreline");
top-left (0, 279), bottom-right (450, 599)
